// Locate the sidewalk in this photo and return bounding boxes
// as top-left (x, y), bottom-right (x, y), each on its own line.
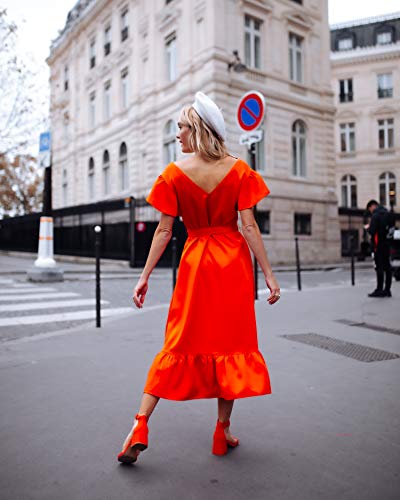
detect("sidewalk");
top-left (0, 249), bottom-right (374, 275)
top-left (0, 280), bottom-right (399, 500)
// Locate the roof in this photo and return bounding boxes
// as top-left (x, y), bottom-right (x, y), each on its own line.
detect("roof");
top-left (330, 11), bottom-right (400, 31)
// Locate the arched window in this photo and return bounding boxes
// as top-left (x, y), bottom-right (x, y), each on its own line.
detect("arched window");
top-left (341, 174), bottom-right (357, 208)
top-left (379, 172), bottom-right (396, 208)
top-left (163, 120), bottom-right (177, 165)
top-left (102, 150), bottom-right (110, 195)
top-left (62, 169), bottom-right (68, 206)
top-left (88, 157), bottom-right (95, 200)
top-left (119, 142), bottom-right (128, 190)
top-left (292, 120), bottom-right (306, 177)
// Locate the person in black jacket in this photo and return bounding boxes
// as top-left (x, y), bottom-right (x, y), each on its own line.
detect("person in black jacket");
top-left (366, 199), bottom-right (394, 297)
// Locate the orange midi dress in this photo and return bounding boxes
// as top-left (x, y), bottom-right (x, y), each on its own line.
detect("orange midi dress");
top-left (143, 158), bottom-right (272, 400)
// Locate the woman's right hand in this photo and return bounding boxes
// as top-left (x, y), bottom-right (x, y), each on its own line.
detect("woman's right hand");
top-left (133, 277), bottom-right (148, 308)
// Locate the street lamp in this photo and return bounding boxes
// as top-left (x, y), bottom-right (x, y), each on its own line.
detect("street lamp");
top-left (227, 50), bottom-right (247, 72)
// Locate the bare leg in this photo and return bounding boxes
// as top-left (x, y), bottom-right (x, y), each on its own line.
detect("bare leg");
top-left (217, 398), bottom-right (238, 443)
top-left (138, 393), bottom-right (160, 418)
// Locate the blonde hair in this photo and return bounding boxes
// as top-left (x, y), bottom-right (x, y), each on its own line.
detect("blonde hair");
top-left (179, 106), bottom-right (228, 161)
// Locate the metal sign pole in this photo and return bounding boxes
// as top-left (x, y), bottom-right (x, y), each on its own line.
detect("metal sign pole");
top-left (249, 142), bottom-right (259, 300)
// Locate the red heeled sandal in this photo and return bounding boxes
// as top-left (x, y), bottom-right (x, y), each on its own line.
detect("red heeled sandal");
top-left (212, 419), bottom-right (240, 456)
top-left (117, 414), bottom-right (149, 464)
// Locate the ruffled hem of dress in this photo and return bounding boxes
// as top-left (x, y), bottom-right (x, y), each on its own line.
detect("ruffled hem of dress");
top-left (143, 350), bottom-right (272, 401)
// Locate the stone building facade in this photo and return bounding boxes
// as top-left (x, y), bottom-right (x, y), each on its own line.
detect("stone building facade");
top-left (47, 0), bottom-right (340, 265)
top-left (330, 13), bottom-right (400, 253)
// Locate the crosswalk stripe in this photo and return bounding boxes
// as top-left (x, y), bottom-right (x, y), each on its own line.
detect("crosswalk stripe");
top-left (0, 278), bottom-right (13, 284)
top-left (0, 292), bottom-right (80, 302)
top-left (0, 299), bottom-right (109, 313)
top-left (0, 287), bottom-right (56, 295)
top-left (11, 283), bottom-right (41, 289)
top-left (0, 307), bottom-right (133, 327)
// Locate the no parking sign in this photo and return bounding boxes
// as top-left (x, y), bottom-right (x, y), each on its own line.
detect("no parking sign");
top-left (236, 91), bottom-right (265, 147)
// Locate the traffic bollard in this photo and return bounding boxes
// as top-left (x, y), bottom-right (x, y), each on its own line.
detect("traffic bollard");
top-left (350, 235), bottom-right (355, 286)
top-left (172, 236), bottom-right (177, 290)
top-left (295, 237), bottom-right (302, 291)
top-left (94, 225), bottom-right (102, 327)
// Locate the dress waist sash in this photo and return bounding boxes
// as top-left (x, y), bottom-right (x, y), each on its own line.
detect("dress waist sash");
top-left (187, 223), bottom-right (239, 238)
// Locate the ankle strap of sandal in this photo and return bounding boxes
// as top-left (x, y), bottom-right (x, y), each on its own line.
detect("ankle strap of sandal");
top-left (216, 419), bottom-right (230, 429)
top-left (135, 413), bottom-right (149, 422)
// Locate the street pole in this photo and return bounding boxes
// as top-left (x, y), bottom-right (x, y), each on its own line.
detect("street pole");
top-left (28, 132), bottom-right (64, 282)
top-left (350, 234), bottom-right (355, 286)
top-left (295, 237), bottom-right (302, 291)
top-left (172, 236), bottom-right (177, 290)
top-left (129, 196), bottom-right (136, 268)
top-left (94, 225), bottom-right (102, 328)
top-left (249, 141), bottom-right (259, 300)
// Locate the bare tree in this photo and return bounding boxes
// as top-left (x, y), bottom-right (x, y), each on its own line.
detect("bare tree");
top-left (0, 9), bottom-right (47, 217)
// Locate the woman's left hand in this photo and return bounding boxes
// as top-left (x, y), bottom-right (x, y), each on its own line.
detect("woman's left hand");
top-left (133, 278), bottom-right (148, 308)
top-left (265, 273), bottom-right (281, 305)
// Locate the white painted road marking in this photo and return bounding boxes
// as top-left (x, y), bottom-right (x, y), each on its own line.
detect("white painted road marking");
top-left (0, 299), bottom-right (109, 313)
top-left (0, 287), bottom-right (56, 295)
top-left (0, 308), bottom-right (133, 327)
top-left (0, 292), bottom-right (80, 302)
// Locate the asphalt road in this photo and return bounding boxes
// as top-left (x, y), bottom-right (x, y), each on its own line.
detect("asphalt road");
top-left (0, 266), bottom-right (380, 343)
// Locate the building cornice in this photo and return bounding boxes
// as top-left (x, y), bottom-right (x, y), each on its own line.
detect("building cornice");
top-left (330, 11), bottom-right (400, 31)
top-left (330, 41), bottom-right (400, 66)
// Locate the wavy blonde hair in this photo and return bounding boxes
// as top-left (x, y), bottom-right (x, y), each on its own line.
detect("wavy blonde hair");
top-left (179, 106), bottom-right (228, 161)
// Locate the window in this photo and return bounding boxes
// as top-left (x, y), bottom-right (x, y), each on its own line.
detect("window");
top-left (89, 91), bottom-right (96, 128)
top-left (338, 37), bottom-right (353, 50)
top-left (102, 150), bottom-right (110, 195)
top-left (62, 169), bottom-right (68, 206)
top-left (244, 15), bottom-right (262, 69)
top-left (291, 0), bottom-right (303, 3)
top-left (104, 80), bottom-right (111, 121)
top-left (256, 211), bottom-right (270, 234)
top-left (340, 123), bottom-right (355, 153)
top-left (379, 172), bottom-right (396, 207)
top-left (121, 8), bottom-right (129, 41)
top-left (121, 68), bottom-right (129, 110)
top-left (89, 38), bottom-right (96, 69)
top-left (294, 213), bottom-right (311, 235)
top-left (165, 33), bottom-right (177, 81)
top-left (292, 120), bottom-right (306, 177)
top-left (377, 73), bottom-right (393, 99)
top-left (104, 24), bottom-right (111, 56)
top-left (62, 112), bottom-right (69, 143)
top-left (378, 118), bottom-right (394, 149)
top-left (377, 31), bottom-right (392, 45)
top-left (163, 120), bottom-right (177, 164)
top-left (289, 33), bottom-right (303, 83)
top-left (64, 65), bottom-right (69, 91)
top-left (88, 158), bottom-right (95, 200)
top-left (339, 78), bottom-right (353, 103)
top-left (341, 174), bottom-right (357, 208)
top-left (119, 142), bottom-right (128, 190)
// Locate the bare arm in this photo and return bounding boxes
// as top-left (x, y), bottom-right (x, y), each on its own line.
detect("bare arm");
top-left (239, 208), bottom-right (280, 304)
top-left (133, 213), bottom-right (175, 308)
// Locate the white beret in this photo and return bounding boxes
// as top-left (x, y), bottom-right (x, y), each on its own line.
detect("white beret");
top-left (192, 91), bottom-right (226, 142)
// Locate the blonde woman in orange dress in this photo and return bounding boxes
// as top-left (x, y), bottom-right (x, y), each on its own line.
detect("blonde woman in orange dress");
top-left (117, 92), bottom-right (280, 464)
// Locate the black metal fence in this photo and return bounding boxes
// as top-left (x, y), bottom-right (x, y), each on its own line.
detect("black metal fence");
top-left (0, 197), bottom-right (187, 267)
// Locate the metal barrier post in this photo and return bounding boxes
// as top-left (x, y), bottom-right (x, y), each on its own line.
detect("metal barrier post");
top-left (295, 236), bottom-right (302, 291)
top-left (172, 236), bottom-right (177, 290)
top-left (350, 234), bottom-right (355, 286)
top-left (94, 225), bottom-right (102, 327)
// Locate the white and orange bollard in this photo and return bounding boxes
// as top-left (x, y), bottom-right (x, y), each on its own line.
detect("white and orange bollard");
top-left (27, 216), bottom-right (64, 282)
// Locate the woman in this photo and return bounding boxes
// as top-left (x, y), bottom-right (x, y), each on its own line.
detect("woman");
top-left (117, 92), bottom-right (280, 464)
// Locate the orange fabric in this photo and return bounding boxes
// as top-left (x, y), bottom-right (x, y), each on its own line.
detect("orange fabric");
top-left (144, 159), bottom-right (271, 400)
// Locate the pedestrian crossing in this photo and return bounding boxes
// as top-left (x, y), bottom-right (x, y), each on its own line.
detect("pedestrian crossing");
top-left (0, 278), bottom-right (132, 332)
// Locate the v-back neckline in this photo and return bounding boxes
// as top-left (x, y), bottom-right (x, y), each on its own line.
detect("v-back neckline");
top-left (172, 159), bottom-right (240, 196)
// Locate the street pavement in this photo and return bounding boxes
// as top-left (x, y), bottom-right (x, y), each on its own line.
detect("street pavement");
top-left (0, 253), bottom-right (399, 500)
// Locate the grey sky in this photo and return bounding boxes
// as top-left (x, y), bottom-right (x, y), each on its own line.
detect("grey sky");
top-left (2, 0), bottom-right (400, 67)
